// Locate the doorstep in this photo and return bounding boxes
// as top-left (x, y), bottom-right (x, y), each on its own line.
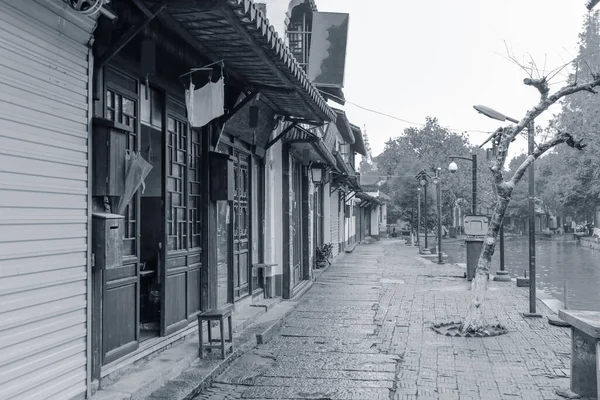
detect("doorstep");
top-left (344, 242), bottom-right (359, 253)
top-left (90, 299), bottom-right (282, 400)
top-left (146, 301), bottom-right (299, 400)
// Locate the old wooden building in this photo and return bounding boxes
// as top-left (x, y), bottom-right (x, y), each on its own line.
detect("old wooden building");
top-left (88, 0), bottom-right (335, 391)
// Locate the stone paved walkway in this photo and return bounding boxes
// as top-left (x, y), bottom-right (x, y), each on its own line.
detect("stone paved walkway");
top-left (194, 240), bottom-right (575, 399)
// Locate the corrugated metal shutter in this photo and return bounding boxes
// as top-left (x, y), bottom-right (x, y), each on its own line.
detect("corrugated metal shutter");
top-left (0, 1), bottom-right (95, 399)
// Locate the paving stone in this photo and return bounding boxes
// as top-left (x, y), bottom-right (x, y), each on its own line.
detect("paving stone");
top-left (183, 242), bottom-right (573, 400)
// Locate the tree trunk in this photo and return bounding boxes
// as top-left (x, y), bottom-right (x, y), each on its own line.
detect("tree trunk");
top-left (461, 188), bottom-right (511, 333)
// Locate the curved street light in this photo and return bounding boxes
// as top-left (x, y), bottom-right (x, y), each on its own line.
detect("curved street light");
top-left (474, 104), bottom-right (539, 317)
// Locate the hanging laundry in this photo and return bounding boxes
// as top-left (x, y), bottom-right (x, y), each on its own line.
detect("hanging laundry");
top-left (185, 77), bottom-right (225, 128)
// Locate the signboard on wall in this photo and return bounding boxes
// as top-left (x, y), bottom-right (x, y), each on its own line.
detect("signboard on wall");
top-left (308, 12), bottom-right (349, 88)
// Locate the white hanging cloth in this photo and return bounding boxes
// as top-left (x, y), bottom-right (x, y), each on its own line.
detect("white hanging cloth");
top-left (185, 77), bottom-right (225, 128)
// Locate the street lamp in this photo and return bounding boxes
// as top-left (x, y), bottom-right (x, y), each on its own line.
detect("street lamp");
top-left (417, 188), bottom-right (421, 248)
top-left (474, 104), bottom-right (540, 317)
top-left (415, 170), bottom-right (431, 255)
top-left (432, 167), bottom-right (444, 264)
top-left (310, 164), bottom-right (325, 185)
top-left (448, 154), bottom-right (478, 215)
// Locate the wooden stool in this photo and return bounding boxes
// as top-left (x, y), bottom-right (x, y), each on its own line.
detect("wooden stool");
top-left (198, 304), bottom-right (234, 359)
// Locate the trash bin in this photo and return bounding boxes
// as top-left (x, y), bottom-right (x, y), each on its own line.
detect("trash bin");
top-left (465, 237), bottom-right (484, 281)
top-left (449, 227), bottom-right (457, 238)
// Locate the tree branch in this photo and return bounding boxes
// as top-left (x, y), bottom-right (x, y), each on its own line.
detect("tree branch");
top-left (509, 131), bottom-right (586, 187)
top-left (523, 77), bottom-right (549, 100)
top-left (505, 76), bottom-right (600, 145)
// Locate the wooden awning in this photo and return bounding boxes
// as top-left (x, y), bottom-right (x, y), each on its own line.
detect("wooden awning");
top-left (142, 0), bottom-right (335, 124)
top-left (333, 109), bottom-right (355, 144)
top-left (356, 192), bottom-right (382, 207)
top-left (283, 126), bottom-right (337, 167)
top-left (350, 124), bottom-right (366, 156)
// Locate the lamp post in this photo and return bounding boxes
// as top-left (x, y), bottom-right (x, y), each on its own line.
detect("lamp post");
top-left (432, 168), bottom-right (443, 264)
top-left (473, 105), bottom-right (541, 317)
top-left (448, 153), bottom-right (477, 215)
top-left (416, 170), bottom-right (431, 254)
top-left (417, 188), bottom-right (421, 248)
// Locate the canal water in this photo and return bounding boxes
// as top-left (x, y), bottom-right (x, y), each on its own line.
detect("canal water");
top-left (443, 236), bottom-right (600, 312)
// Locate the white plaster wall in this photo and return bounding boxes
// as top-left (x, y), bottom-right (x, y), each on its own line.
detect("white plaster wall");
top-left (330, 189), bottom-right (340, 257)
top-left (371, 206), bottom-right (379, 235)
top-left (323, 182), bottom-right (331, 244)
top-left (265, 135), bottom-right (283, 276)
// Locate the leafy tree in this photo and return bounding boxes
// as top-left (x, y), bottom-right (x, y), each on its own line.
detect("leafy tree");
top-left (375, 117), bottom-right (493, 232)
top-left (359, 127), bottom-right (373, 173)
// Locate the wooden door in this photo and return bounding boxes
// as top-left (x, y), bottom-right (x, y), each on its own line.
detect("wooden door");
top-left (162, 106), bottom-right (202, 336)
top-left (291, 160), bottom-right (303, 287)
top-left (102, 79), bottom-right (140, 364)
top-left (233, 150), bottom-right (251, 299)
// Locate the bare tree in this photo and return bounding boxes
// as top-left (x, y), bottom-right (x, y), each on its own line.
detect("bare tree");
top-left (461, 65), bottom-right (597, 333)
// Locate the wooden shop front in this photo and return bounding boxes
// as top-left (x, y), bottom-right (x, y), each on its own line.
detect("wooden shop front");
top-left (89, 0), bottom-right (334, 386)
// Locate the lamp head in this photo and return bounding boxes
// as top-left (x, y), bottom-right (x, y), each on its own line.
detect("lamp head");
top-left (473, 105), bottom-right (508, 122)
top-left (448, 161), bottom-right (458, 174)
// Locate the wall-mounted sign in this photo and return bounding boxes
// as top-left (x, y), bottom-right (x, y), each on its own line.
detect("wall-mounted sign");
top-left (308, 12), bottom-right (349, 89)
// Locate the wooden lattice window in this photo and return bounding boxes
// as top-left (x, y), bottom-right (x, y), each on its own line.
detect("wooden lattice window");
top-left (106, 88), bottom-right (138, 256)
top-left (167, 116), bottom-right (188, 251)
top-left (188, 129), bottom-right (202, 249)
top-left (235, 151), bottom-right (250, 243)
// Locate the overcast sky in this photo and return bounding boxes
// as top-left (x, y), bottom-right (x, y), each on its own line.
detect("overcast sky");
top-left (261, 0), bottom-right (592, 161)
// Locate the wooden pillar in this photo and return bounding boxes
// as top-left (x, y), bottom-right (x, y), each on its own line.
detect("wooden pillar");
top-left (281, 144), bottom-right (291, 299)
top-left (201, 123), bottom-right (218, 311)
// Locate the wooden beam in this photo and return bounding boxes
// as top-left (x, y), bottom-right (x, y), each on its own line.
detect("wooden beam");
top-left (219, 89), bottom-right (260, 125)
top-left (285, 117), bottom-right (323, 126)
top-left (96, 3), bottom-right (167, 68)
top-left (265, 122), bottom-right (297, 151)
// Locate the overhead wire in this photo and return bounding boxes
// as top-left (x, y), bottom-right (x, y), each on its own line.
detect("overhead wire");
top-left (318, 90), bottom-right (497, 135)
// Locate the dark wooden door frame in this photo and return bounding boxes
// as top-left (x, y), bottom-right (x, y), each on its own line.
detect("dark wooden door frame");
top-left (218, 138), bottom-right (253, 302)
top-left (101, 67), bottom-right (141, 366)
top-left (301, 166), bottom-right (310, 281)
top-left (161, 97), bottom-right (203, 336)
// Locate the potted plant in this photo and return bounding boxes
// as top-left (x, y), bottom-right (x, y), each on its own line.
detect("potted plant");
top-left (316, 243), bottom-right (334, 269)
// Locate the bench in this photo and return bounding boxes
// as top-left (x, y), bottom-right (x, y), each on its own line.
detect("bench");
top-left (558, 310), bottom-right (600, 398)
top-left (197, 304), bottom-right (234, 359)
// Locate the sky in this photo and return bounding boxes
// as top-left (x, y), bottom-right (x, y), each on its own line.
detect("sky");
top-left (260, 0), bottom-right (592, 161)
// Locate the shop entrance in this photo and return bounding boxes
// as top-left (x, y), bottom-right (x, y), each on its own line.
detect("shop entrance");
top-left (139, 84), bottom-right (165, 341)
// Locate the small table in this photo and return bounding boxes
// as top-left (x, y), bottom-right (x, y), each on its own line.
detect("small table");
top-left (197, 304), bottom-right (234, 359)
top-left (558, 309), bottom-right (600, 398)
top-left (252, 263), bottom-right (278, 298)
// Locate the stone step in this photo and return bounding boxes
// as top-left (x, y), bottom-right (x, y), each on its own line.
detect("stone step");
top-left (250, 297), bottom-right (281, 312)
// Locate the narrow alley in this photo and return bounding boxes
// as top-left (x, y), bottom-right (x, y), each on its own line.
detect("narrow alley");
top-left (193, 240), bottom-right (573, 400)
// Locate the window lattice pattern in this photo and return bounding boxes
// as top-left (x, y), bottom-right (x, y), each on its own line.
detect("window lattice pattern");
top-left (167, 116), bottom-right (188, 251)
top-left (106, 88), bottom-right (137, 256)
top-left (189, 130), bottom-right (202, 249)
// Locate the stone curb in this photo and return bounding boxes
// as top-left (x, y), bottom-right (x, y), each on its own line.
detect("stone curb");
top-left (146, 302), bottom-right (300, 400)
top-left (147, 246), bottom-right (359, 400)
top-left (147, 333), bottom-right (259, 400)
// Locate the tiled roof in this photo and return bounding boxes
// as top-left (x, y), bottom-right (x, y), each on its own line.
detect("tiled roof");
top-left (226, 0), bottom-right (335, 121)
top-left (153, 0), bottom-right (336, 123)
